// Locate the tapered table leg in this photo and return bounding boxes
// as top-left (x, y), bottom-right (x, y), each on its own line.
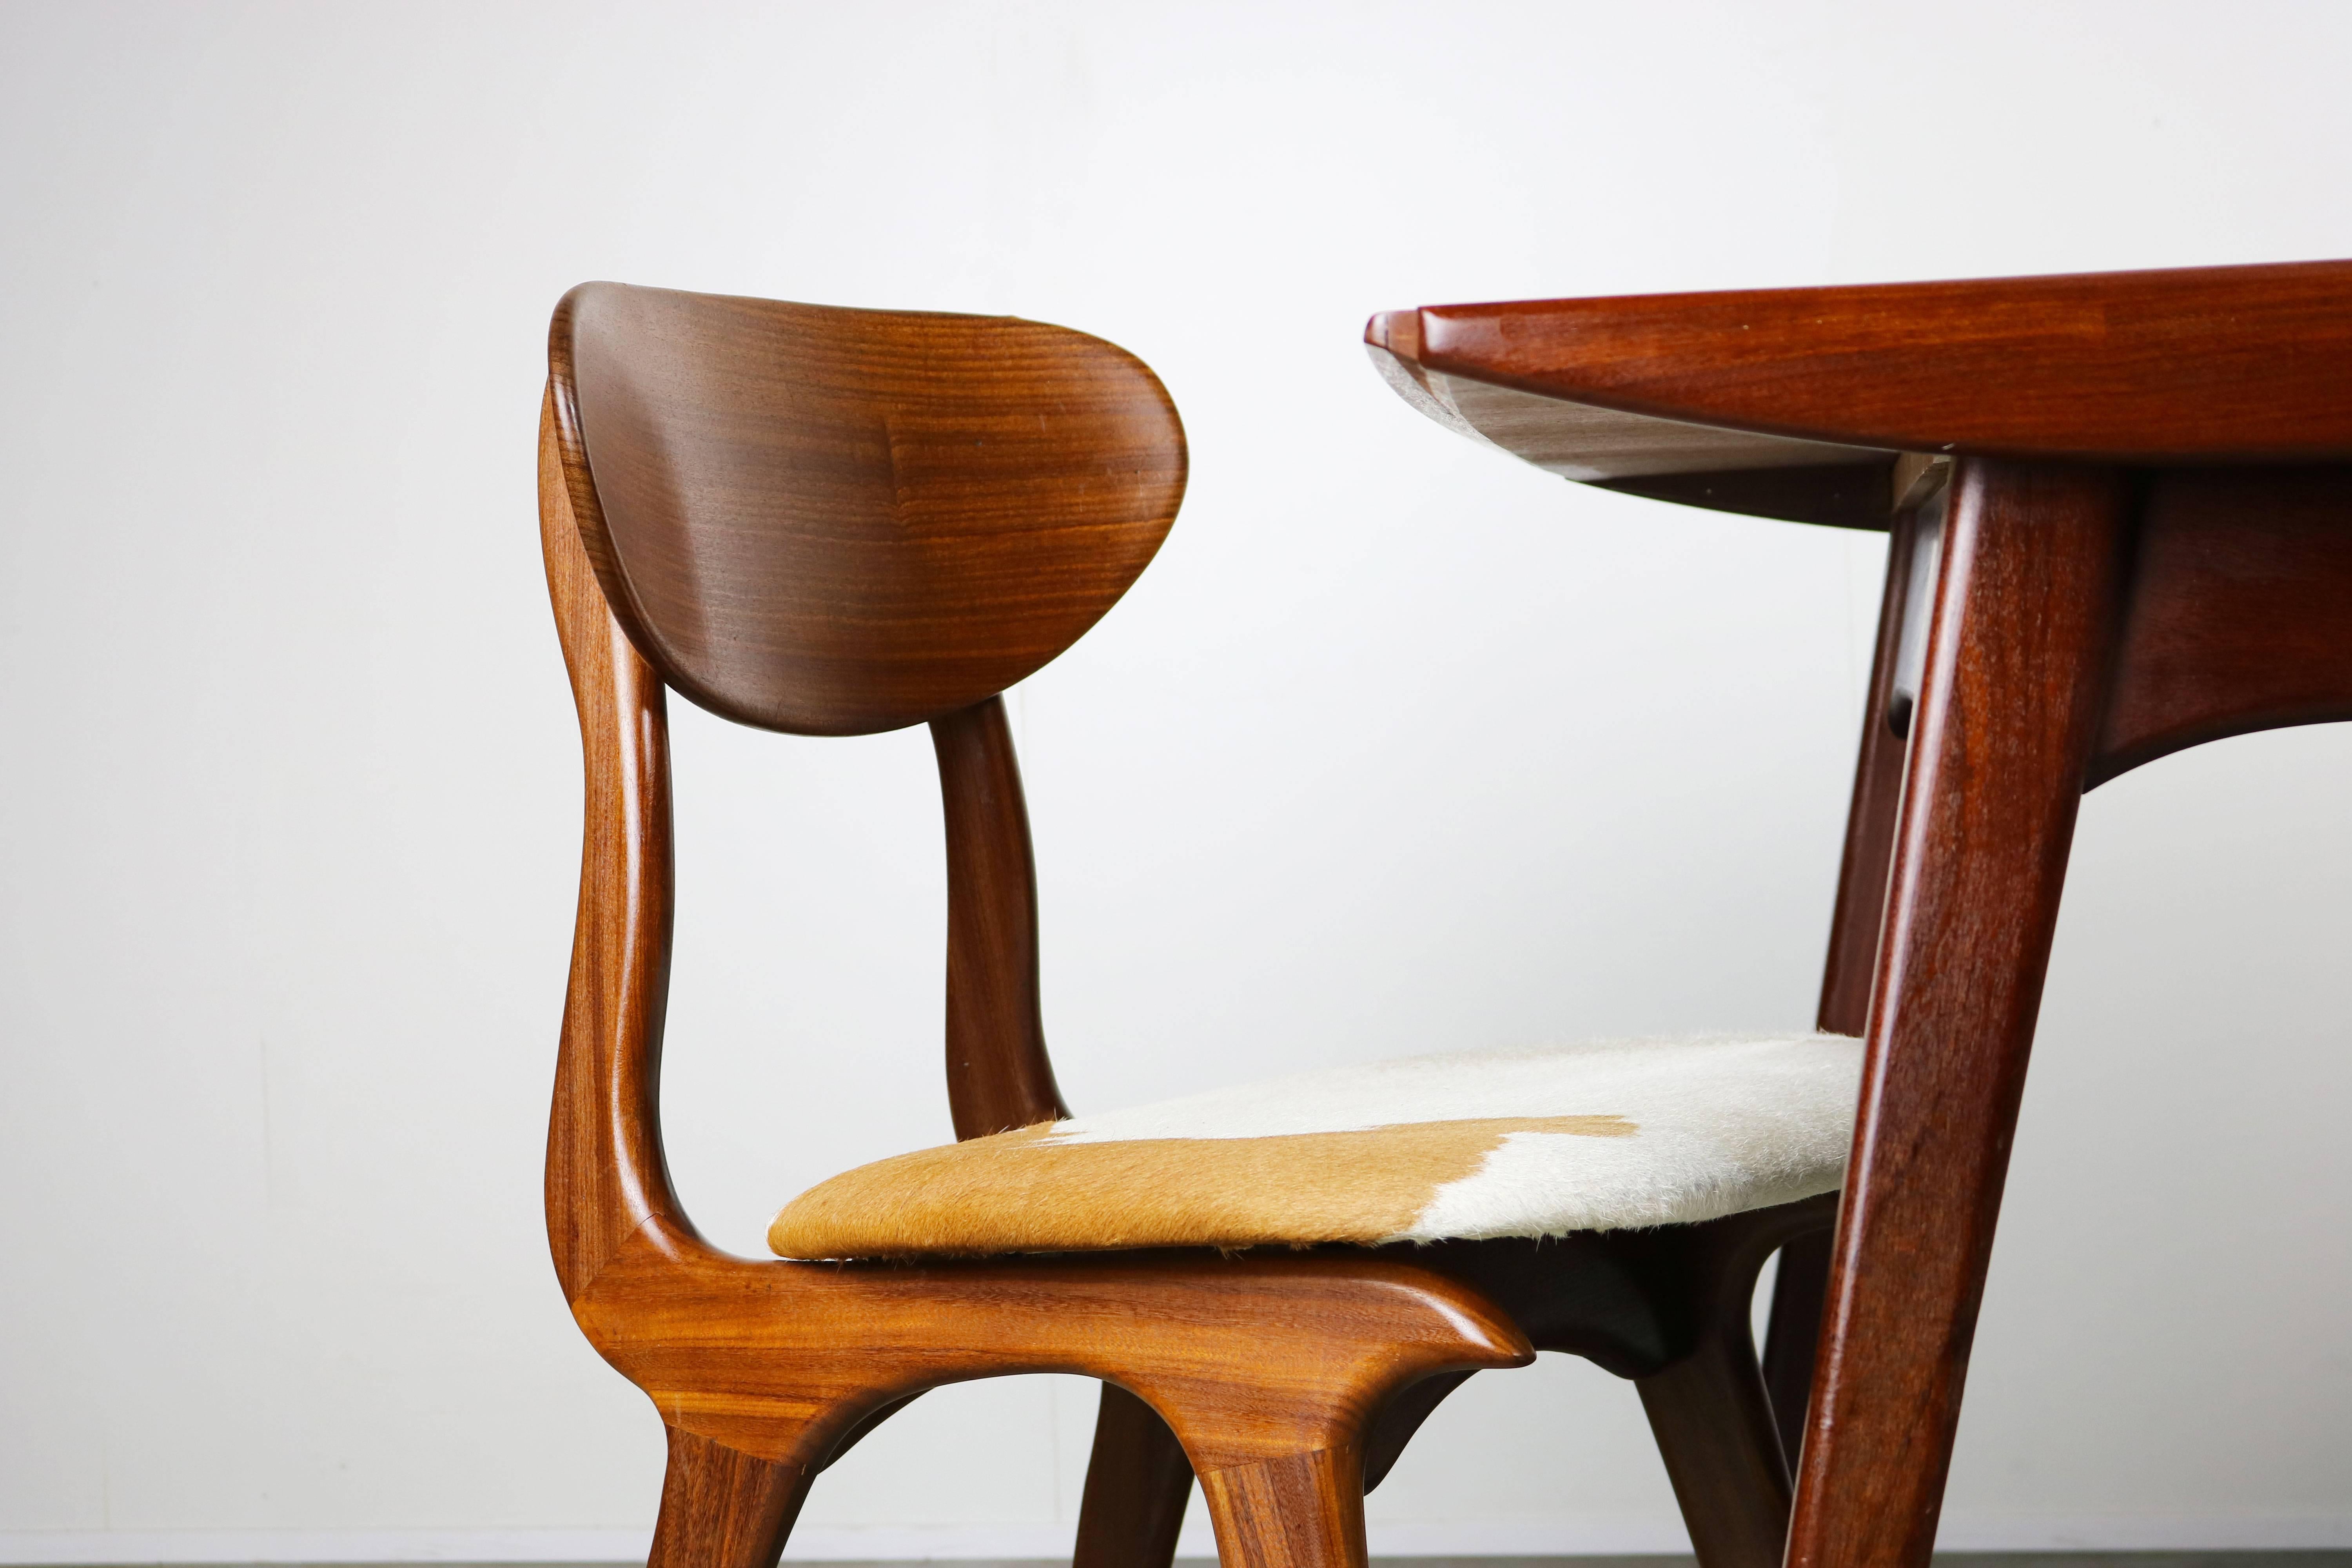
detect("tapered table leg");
top-left (1786, 459), bottom-right (2132, 1568)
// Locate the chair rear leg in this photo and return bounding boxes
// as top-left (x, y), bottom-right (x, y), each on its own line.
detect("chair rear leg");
top-left (1195, 1444), bottom-right (1367, 1568)
top-left (1074, 1383), bottom-right (1194, 1568)
top-left (1637, 1325), bottom-right (1791, 1568)
top-left (649, 1427), bottom-right (810, 1568)
top-left (1760, 1229), bottom-right (1834, 1466)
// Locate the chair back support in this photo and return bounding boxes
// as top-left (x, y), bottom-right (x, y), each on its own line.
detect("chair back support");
top-left (548, 283), bottom-right (1187, 735)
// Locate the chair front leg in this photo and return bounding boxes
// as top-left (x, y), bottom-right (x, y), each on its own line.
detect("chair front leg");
top-left (1194, 1444), bottom-right (1367, 1568)
top-left (1629, 1195), bottom-right (1834, 1568)
top-left (648, 1426), bottom-right (811, 1568)
top-left (1787, 459), bottom-right (2133, 1568)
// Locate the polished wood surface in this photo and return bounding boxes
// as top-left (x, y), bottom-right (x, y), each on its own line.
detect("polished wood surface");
top-left (2092, 466), bottom-right (2352, 784)
top-left (1371, 260), bottom-right (2352, 486)
top-left (569, 1220), bottom-right (1533, 1475)
top-left (1790, 461), bottom-right (2133, 1568)
top-left (551, 283), bottom-right (1185, 736)
top-left (931, 696), bottom-right (1067, 1138)
top-left (648, 1428), bottom-right (808, 1568)
top-left (542, 386), bottom-right (684, 1303)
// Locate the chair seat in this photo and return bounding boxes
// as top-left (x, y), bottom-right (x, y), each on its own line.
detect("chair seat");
top-left (768, 1033), bottom-right (1863, 1260)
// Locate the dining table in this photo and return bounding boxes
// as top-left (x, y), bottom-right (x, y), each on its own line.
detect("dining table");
top-left (1365, 259), bottom-right (2352, 1568)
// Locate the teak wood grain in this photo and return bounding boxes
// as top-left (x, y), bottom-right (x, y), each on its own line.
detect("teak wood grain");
top-left (1370, 260), bottom-right (2352, 1568)
top-left (1373, 259), bottom-right (2352, 466)
top-left (551, 284), bottom-right (1186, 737)
top-left (570, 1219), bottom-right (1535, 1477)
top-left (541, 287), bottom-right (1835, 1568)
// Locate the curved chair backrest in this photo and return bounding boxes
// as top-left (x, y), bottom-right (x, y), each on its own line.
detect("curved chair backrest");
top-left (548, 283), bottom-right (1187, 735)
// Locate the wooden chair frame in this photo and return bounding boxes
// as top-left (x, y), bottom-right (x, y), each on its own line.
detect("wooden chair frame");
top-left (538, 285), bottom-right (1844, 1568)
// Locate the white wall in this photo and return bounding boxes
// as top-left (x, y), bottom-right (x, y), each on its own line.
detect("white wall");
top-left (4, 2), bottom-right (2349, 1561)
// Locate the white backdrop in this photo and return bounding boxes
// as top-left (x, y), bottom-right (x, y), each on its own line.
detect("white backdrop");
top-left (4, 2), bottom-right (2349, 1561)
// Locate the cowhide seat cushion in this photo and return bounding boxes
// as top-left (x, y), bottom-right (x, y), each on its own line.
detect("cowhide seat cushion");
top-left (768, 1033), bottom-right (1864, 1260)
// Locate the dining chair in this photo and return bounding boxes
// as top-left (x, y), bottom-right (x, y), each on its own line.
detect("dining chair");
top-left (1365, 258), bottom-right (2352, 1568)
top-left (538, 283), bottom-right (1861, 1568)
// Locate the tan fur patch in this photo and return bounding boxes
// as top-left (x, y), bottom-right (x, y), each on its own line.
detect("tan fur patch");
top-left (767, 1114), bottom-right (1636, 1260)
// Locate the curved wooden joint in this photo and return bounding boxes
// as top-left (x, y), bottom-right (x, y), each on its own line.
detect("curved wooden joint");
top-left (930, 697), bottom-right (1067, 1138)
top-left (1357, 1370), bottom-right (1472, 1495)
top-left (1661, 1193), bottom-right (1839, 1352)
top-left (566, 1218), bottom-right (1528, 1478)
top-left (1409, 1194), bottom-right (1833, 1382)
top-left (540, 390), bottom-right (690, 1303)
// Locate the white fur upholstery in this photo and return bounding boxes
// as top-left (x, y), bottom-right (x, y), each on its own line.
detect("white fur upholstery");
top-left (1047, 1033), bottom-right (1864, 1240)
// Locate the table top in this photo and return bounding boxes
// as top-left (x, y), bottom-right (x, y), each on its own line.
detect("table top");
top-left (1366, 259), bottom-right (2352, 529)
